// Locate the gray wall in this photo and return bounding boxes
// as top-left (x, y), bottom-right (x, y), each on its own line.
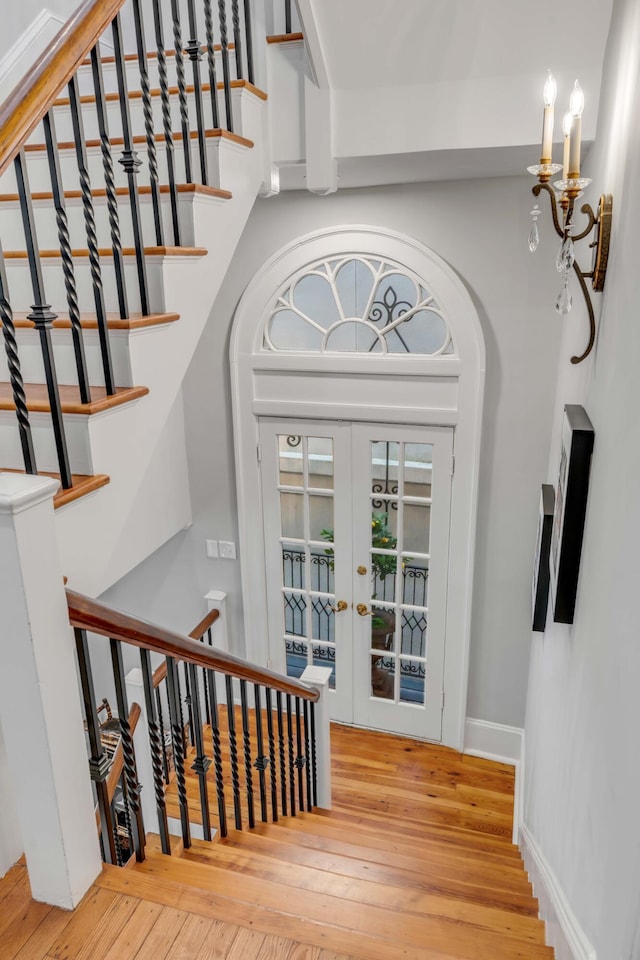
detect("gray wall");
top-left (101, 173), bottom-right (562, 730)
top-left (523, 0), bottom-right (640, 954)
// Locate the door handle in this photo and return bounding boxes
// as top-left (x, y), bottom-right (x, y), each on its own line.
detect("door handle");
top-left (331, 600), bottom-right (348, 613)
top-left (356, 603), bottom-right (374, 617)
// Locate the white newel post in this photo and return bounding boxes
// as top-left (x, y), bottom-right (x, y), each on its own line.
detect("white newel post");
top-left (204, 589), bottom-right (229, 652)
top-left (0, 474), bottom-right (101, 907)
top-left (300, 666), bottom-right (332, 809)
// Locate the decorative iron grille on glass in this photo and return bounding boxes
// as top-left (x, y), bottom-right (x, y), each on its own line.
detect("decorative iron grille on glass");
top-left (0, 0), bottom-right (256, 491)
top-left (68, 588), bottom-right (319, 865)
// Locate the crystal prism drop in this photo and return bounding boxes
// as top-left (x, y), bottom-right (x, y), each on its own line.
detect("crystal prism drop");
top-left (528, 219), bottom-right (540, 253)
top-left (555, 280), bottom-right (573, 315)
top-left (555, 235), bottom-right (575, 273)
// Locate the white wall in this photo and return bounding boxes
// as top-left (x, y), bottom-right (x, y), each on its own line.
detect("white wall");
top-left (523, 0), bottom-right (640, 956)
top-left (0, 3), bottom-right (80, 104)
top-left (101, 173), bottom-right (562, 730)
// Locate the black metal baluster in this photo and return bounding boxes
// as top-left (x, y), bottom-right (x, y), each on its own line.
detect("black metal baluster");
top-left (225, 674), bottom-right (242, 829)
top-left (0, 241), bottom-right (36, 474)
top-left (239, 679), bottom-right (255, 829)
top-left (171, 0), bottom-right (194, 182)
top-left (67, 74), bottom-right (115, 396)
top-left (110, 638), bottom-right (145, 862)
top-left (140, 649), bottom-right (171, 855)
top-left (253, 685), bottom-right (268, 822)
top-left (185, 0), bottom-right (209, 183)
top-left (310, 701), bottom-right (318, 808)
top-left (14, 150), bottom-right (71, 489)
top-left (303, 699), bottom-right (312, 811)
top-left (181, 661), bottom-right (195, 747)
top-left (151, 0), bottom-right (181, 245)
top-left (202, 0), bottom-right (220, 129)
top-left (231, 0), bottom-right (244, 79)
top-left (74, 628), bottom-right (117, 863)
top-left (276, 691), bottom-right (287, 816)
top-left (285, 0), bottom-right (292, 34)
top-left (155, 685), bottom-right (170, 783)
top-left (217, 0), bottom-right (234, 131)
top-left (294, 696), bottom-right (305, 812)
top-left (188, 662), bottom-right (212, 840)
top-left (286, 694), bottom-right (296, 815)
top-left (112, 12), bottom-right (151, 316)
top-left (166, 657), bottom-right (191, 847)
top-left (206, 668), bottom-right (227, 837)
top-left (42, 110), bottom-right (91, 403)
top-left (265, 688), bottom-right (278, 822)
top-left (89, 46), bottom-right (128, 319)
top-left (202, 628), bottom-right (212, 726)
top-left (131, 0), bottom-right (165, 244)
top-left (243, 0), bottom-right (254, 85)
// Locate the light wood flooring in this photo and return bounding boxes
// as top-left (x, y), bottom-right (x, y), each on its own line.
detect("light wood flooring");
top-left (0, 722), bottom-right (550, 960)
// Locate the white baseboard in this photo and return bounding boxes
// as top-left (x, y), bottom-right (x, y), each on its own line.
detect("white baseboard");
top-left (463, 717), bottom-right (524, 843)
top-left (520, 823), bottom-right (597, 960)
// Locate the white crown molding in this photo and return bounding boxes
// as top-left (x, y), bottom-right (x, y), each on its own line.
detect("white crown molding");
top-left (520, 823), bottom-right (597, 960)
top-left (463, 717), bottom-right (524, 843)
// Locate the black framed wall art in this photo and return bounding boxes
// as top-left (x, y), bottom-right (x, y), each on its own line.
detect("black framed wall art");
top-left (532, 483), bottom-right (555, 632)
top-left (549, 405), bottom-right (595, 624)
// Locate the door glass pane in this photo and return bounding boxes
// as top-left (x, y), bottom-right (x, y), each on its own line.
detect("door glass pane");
top-left (403, 503), bottom-right (431, 555)
top-left (311, 596), bottom-right (335, 644)
top-left (371, 655), bottom-right (395, 700)
top-left (371, 561), bottom-right (397, 604)
top-left (402, 559), bottom-right (429, 607)
top-left (309, 494), bottom-right (333, 542)
top-left (283, 591), bottom-right (307, 638)
top-left (370, 510), bottom-right (398, 548)
top-left (404, 444), bottom-right (433, 498)
top-left (371, 607), bottom-right (395, 652)
top-left (286, 639), bottom-right (308, 679)
top-left (310, 549), bottom-right (335, 594)
top-left (400, 659), bottom-right (425, 705)
top-left (400, 609), bottom-right (427, 658)
top-left (371, 442), bottom-right (399, 509)
top-left (282, 542), bottom-right (306, 590)
top-left (308, 437), bottom-right (334, 489)
top-left (280, 492), bottom-right (304, 540)
top-left (279, 436), bottom-right (303, 487)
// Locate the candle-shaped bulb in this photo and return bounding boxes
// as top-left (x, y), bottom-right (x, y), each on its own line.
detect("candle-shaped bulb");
top-left (562, 112), bottom-right (572, 179)
top-left (543, 71), bottom-right (557, 107)
top-left (570, 80), bottom-right (584, 117)
top-left (562, 112), bottom-right (572, 137)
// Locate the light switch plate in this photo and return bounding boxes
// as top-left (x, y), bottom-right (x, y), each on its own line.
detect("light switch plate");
top-left (219, 540), bottom-right (236, 560)
top-left (206, 539), bottom-right (219, 558)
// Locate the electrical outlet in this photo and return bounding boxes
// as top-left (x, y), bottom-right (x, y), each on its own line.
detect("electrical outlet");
top-left (206, 539), bottom-right (219, 558)
top-left (219, 540), bottom-right (237, 560)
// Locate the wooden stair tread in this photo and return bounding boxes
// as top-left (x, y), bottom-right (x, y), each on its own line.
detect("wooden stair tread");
top-left (54, 78), bottom-right (268, 106)
top-left (3, 245), bottom-right (206, 259)
top-left (0, 382), bottom-right (148, 414)
top-left (6, 310), bottom-right (180, 330)
top-left (0, 183), bottom-right (232, 203)
top-left (0, 468), bottom-right (109, 507)
top-left (120, 853), bottom-right (553, 960)
top-left (267, 33), bottom-right (304, 43)
top-left (25, 127), bottom-right (254, 153)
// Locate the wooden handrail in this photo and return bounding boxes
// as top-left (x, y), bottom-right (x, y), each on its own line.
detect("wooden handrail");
top-left (0, 0), bottom-right (127, 178)
top-left (151, 607), bottom-right (221, 688)
top-left (67, 588), bottom-right (319, 702)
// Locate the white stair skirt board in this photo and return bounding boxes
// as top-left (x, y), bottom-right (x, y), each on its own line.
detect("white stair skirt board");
top-left (166, 818), bottom-right (212, 843)
top-left (463, 717), bottom-right (524, 843)
top-left (520, 823), bottom-right (597, 960)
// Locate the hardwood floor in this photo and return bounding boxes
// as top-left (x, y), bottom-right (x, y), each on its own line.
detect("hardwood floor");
top-left (0, 722), bottom-right (551, 960)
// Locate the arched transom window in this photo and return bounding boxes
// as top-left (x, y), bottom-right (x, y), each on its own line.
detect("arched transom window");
top-left (263, 255), bottom-right (455, 355)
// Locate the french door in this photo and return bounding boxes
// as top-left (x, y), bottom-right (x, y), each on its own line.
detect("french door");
top-left (260, 418), bottom-right (453, 740)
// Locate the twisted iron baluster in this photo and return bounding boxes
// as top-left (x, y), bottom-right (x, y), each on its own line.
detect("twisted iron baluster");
top-left (171, 0), bottom-right (194, 182)
top-left (14, 150), bottom-right (71, 488)
top-left (285, 0), bottom-right (292, 34)
top-left (286, 694), bottom-right (296, 815)
top-left (110, 638), bottom-right (145, 861)
top-left (89, 46), bottom-right (128, 319)
top-left (294, 697), bottom-right (305, 812)
top-left (202, 0), bottom-right (220, 128)
top-left (0, 241), bottom-right (36, 474)
top-left (140, 649), bottom-right (171, 855)
top-left (188, 662), bottom-right (212, 840)
top-left (225, 675), bottom-right (242, 829)
top-left (68, 74), bottom-right (115, 395)
top-left (185, 0), bottom-right (209, 183)
top-left (303, 699), bottom-right (312, 811)
top-left (206, 668), bottom-right (227, 837)
top-left (231, 0), bottom-right (243, 80)
top-left (167, 657), bottom-right (191, 847)
top-left (253, 685), bottom-right (268, 822)
top-left (265, 687), bottom-right (278, 821)
top-left (218, 0), bottom-right (234, 131)
top-left (132, 0), bottom-right (164, 244)
top-left (182, 661), bottom-right (195, 747)
top-left (310, 701), bottom-right (317, 808)
top-left (276, 691), bottom-right (287, 816)
top-left (239, 680), bottom-right (255, 828)
top-left (151, 0), bottom-right (181, 244)
top-left (42, 109), bottom-right (91, 404)
top-left (155, 685), bottom-right (170, 783)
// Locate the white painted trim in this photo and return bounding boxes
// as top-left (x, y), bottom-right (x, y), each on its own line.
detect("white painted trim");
top-left (0, 473), bottom-right (60, 514)
top-left (0, 9), bottom-right (65, 87)
top-left (520, 823), bottom-right (597, 960)
top-left (463, 717), bottom-right (524, 843)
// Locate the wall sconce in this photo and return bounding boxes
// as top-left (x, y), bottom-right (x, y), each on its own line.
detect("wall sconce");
top-left (527, 71), bottom-right (612, 364)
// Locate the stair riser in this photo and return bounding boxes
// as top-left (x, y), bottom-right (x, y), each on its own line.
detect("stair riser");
top-left (0, 410), bottom-right (93, 474)
top-left (4, 256), bottom-right (166, 315)
top-left (0, 328), bottom-right (132, 391)
top-left (0, 193), bottom-right (206, 252)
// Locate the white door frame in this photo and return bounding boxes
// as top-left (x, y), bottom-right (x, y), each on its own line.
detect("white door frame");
top-left (230, 225), bottom-right (485, 750)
